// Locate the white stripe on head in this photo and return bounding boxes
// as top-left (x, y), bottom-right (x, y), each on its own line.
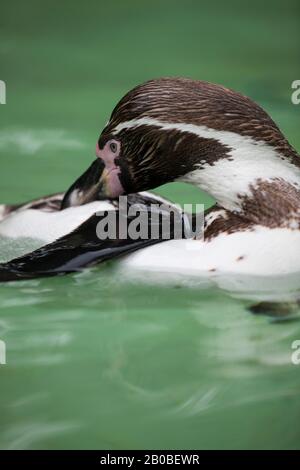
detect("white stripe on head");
top-left (112, 117), bottom-right (300, 211)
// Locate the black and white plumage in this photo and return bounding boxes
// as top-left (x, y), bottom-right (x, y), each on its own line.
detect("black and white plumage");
top-left (0, 188), bottom-right (187, 281)
top-left (1, 77), bottom-right (300, 282)
top-left (63, 77), bottom-right (300, 277)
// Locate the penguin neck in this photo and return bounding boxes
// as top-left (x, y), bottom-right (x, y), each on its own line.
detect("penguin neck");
top-left (179, 146), bottom-right (300, 226)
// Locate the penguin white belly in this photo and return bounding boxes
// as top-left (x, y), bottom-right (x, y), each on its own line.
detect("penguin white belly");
top-left (0, 201), bottom-right (114, 243)
top-left (121, 226), bottom-right (300, 277)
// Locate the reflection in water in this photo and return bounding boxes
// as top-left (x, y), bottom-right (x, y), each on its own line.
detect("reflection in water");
top-left (1, 264), bottom-right (299, 449)
top-left (119, 264), bottom-right (300, 309)
top-left (0, 214), bottom-right (300, 450)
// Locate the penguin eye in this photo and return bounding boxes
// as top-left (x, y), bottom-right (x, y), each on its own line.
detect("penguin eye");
top-left (109, 142), bottom-right (118, 153)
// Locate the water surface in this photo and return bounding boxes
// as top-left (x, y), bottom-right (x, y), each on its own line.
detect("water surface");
top-left (0, 0), bottom-right (300, 450)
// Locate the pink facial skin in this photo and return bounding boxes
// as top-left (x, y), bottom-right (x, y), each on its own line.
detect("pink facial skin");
top-left (96, 140), bottom-right (124, 198)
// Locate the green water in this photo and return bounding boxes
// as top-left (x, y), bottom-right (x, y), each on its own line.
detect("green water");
top-left (1, 0), bottom-right (300, 450)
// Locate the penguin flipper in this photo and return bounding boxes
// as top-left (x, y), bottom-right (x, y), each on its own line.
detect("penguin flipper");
top-left (0, 205), bottom-right (181, 282)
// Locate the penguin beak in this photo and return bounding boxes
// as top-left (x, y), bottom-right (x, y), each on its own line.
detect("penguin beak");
top-left (61, 159), bottom-right (107, 209)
